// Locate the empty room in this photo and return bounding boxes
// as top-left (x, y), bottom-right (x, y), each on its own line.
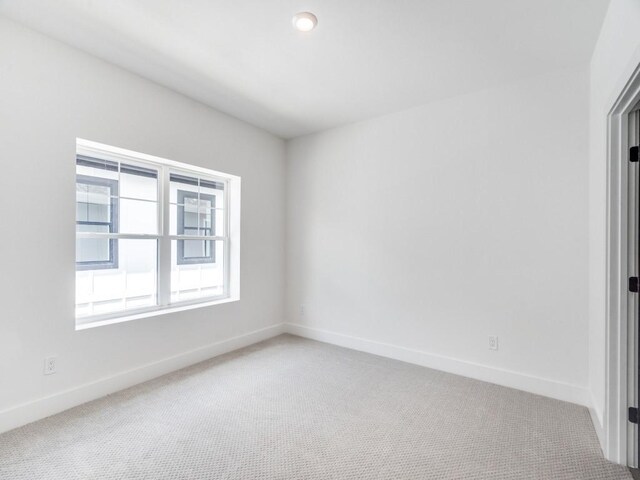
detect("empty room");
top-left (3, 0), bottom-right (640, 478)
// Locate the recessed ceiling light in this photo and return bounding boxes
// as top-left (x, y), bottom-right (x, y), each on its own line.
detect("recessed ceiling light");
top-left (292, 12), bottom-right (317, 32)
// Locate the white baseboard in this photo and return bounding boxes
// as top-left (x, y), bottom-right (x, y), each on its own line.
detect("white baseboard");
top-left (0, 321), bottom-right (592, 436)
top-left (0, 323), bottom-right (286, 434)
top-left (285, 323), bottom-right (590, 407)
top-left (588, 393), bottom-right (606, 456)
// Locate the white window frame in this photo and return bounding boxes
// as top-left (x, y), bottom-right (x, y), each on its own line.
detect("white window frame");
top-left (75, 138), bottom-right (241, 330)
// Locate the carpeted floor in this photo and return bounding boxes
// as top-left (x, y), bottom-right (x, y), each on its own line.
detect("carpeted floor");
top-left (0, 334), bottom-right (632, 479)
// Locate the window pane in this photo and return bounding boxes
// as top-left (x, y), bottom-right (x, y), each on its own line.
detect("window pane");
top-left (76, 238), bottom-right (111, 263)
top-left (170, 173), bottom-right (225, 237)
top-left (120, 164), bottom-right (158, 201)
top-left (119, 199), bottom-right (158, 234)
top-left (87, 203), bottom-right (110, 223)
top-left (200, 181), bottom-right (225, 210)
top-left (170, 174), bottom-right (224, 205)
top-left (198, 198), bottom-right (214, 233)
top-left (182, 239), bottom-right (213, 260)
top-left (170, 206), bottom-right (224, 236)
top-left (184, 197), bottom-right (199, 228)
top-left (76, 157), bottom-right (119, 182)
top-left (170, 173), bottom-right (198, 203)
top-left (76, 239), bottom-right (157, 319)
top-left (76, 184), bottom-right (113, 224)
top-left (171, 240), bottom-right (224, 303)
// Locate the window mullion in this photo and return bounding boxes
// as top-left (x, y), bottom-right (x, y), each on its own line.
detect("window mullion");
top-left (158, 166), bottom-right (172, 307)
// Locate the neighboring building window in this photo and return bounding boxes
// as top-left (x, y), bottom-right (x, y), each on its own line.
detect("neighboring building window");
top-left (176, 188), bottom-right (216, 265)
top-left (75, 140), bottom-right (239, 327)
top-left (76, 174), bottom-right (119, 270)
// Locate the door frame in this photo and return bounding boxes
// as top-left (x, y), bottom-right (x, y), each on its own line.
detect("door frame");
top-left (605, 62), bottom-right (640, 466)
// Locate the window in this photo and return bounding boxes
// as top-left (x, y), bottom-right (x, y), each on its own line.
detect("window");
top-left (75, 139), bottom-right (240, 328)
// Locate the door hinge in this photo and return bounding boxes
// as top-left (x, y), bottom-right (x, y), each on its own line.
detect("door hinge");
top-left (630, 407), bottom-right (639, 424)
top-left (631, 146), bottom-right (639, 162)
top-left (630, 277), bottom-right (639, 293)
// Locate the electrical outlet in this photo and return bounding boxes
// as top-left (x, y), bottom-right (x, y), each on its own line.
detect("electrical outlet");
top-left (488, 336), bottom-right (498, 351)
top-left (44, 356), bottom-right (57, 375)
top-left (300, 305), bottom-right (305, 318)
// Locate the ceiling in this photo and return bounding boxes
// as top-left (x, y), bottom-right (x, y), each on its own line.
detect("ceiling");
top-left (0, 0), bottom-right (610, 139)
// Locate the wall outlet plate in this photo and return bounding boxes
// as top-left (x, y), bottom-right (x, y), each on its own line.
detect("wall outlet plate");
top-left (44, 356), bottom-right (57, 375)
top-left (488, 335), bottom-right (499, 351)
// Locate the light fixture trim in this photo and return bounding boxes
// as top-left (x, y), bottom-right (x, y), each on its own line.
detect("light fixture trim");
top-left (293, 11), bottom-right (318, 32)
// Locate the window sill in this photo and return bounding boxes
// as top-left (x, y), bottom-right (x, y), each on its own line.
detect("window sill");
top-left (75, 296), bottom-right (239, 331)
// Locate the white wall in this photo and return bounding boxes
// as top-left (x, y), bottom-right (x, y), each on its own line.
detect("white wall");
top-left (0, 17), bottom-right (285, 430)
top-left (588, 0), bottom-right (640, 438)
top-left (286, 67), bottom-right (589, 404)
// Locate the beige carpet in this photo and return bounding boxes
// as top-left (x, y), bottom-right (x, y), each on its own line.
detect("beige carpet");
top-left (0, 334), bottom-right (632, 479)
